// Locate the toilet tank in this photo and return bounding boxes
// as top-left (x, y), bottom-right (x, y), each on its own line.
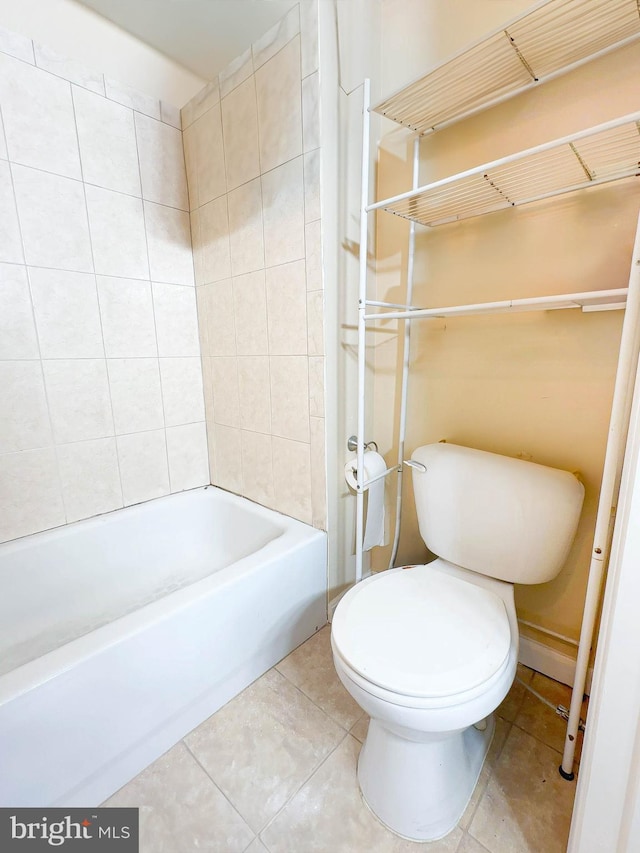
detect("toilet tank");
top-left (411, 443), bottom-right (584, 584)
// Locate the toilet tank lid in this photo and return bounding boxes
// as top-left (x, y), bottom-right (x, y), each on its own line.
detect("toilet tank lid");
top-left (332, 564), bottom-right (511, 699)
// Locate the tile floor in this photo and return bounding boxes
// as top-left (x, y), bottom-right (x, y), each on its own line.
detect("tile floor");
top-left (104, 626), bottom-right (584, 852)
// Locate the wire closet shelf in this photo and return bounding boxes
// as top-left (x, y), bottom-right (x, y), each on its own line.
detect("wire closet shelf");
top-left (372, 0), bottom-right (640, 134)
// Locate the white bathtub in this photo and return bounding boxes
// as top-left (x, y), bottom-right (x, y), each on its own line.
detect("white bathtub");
top-left (0, 487), bottom-right (327, 807)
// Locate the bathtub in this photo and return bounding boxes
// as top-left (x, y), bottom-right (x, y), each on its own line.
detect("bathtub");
top-left (0, 486), bottom-right (327, 807)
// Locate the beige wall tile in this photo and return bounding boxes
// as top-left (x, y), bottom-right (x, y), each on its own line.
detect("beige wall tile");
top-left (303, 148), bottom-right (321, 222)
top-left (221, 77), bottom-right (260, 191)
top-left (166, 421), bottom-right (209, 491)
top-left (86, 184), bottom-right (148, 279)
top-left (0, 360), bottom-right (51, 453)
top-left (228, 178), bottom-right (265, 276)
top-left (44, 358), bottom-right (114, 444)
top-left (145, 202), bottom-right (195, 286)
top-left (0, 263), bottom-right (38, 358)
top-left (193, 102), bottom-right (226, 208)
top-left (0, 53), bottom-right (80, 179)
top-left (29, 268), bottom-right (104, 359)
top-left (219, 47), bottom-right (254, 99)
top-left (201, 356), bottom-right (215, 423)
top-left (135, 112), bottom-right (189, 210)
top-left (0, 25), bottom-right (34, 64)
top-left (104, 78), bottom-right (160, 120)
top-left (0, 448), bottom-right (64, 542)
top-left (309, 356), bottom-right (324, 417)
top-left (302, 71), bottom-right (320, 153)
top-left (160, 101), bottom-right (181, 129)
top-left (238, 355), bottom-right (271, 433)
top-left (213, 423), bottom-right (242, 493)
top-left (197, 196), bottom-right (232, 284)
top-left (262, 157), bottom-right (305, 267)
top-left (211, 356), bottom-right (241, 427)
top-left (152, 282), bottom-right (200, 356)
top-left (233, 270), bottom-right (269, 356)
top-left (265, 260), bottom-right (307, 355)
top-left (117, 429), bottom-right (170, 506)
top-left (107, 358), bottom-right (164, 434)
top-left (305, 219), bottom-right (322, 290)
top-left (252, 5), bottom-right (300, 70)
top-left (270, 355), bottom-right (310, 442)
top-left (0, 162), bottom-right (23, 263)
top-left (255, 37), bottom-right (302, 174)
top-left (202, 279), bottom-right (237, 357)
top-left (57, 437), bottom-right (122, 522)
top-left (34, 43), bottom-right (105, 94)
top-left (307, 290), bottom-right (324, 356)
top-left (310, 415), bottom-right (327, 529)
top-left (159, 357), bottom-right (205, 426)
top-left (13, 165), bottom-right (92, 272)
top-left (97, 276), bottom-right (157, 358)
top-left (241, 429), bottom-right (274, 507)
top-left (181, 78), bottom-right (220, 129)
top-left (272, 435), bottom-right (312, 523)
top-left (300, 1), bottom-right (319, 78)
top-left (73, 86), bottom-right (140, 196)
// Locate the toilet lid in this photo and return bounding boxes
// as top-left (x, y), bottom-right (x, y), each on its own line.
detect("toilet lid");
top-left (332, 565), bottom-right (511, 699)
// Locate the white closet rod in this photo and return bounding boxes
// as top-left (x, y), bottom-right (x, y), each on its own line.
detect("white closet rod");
top-left (560, 209), bottom-right (640, 778)
top-left (355, 79), bottom-right (372, 585)
top-left (364, 289), bottom-right (628, 322)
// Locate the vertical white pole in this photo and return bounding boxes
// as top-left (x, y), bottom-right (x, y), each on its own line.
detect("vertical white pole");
top-left (389, 135), bottom-right (421, 568)
top-left (355, 79), bottom-right (371, 585)
top-left (561, 211), bottom-right (640, 778)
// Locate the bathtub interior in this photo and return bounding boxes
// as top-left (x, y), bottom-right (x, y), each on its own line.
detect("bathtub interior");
top-left (0, 487), bottom-right (285, 676)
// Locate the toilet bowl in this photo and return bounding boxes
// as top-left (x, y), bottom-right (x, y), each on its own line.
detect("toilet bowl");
top-left (332, 442), bottom-right (585, 841)
top-left (332, 558), bottom-right (518, 841)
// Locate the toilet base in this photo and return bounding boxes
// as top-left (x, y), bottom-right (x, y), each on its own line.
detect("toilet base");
top-left (357, 714), bottom-right (495, 841)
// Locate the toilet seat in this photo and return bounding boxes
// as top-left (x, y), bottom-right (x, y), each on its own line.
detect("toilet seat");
top-left (332, 564), bottom-right (512, 700)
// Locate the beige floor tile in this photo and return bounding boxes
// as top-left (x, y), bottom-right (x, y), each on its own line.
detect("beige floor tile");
top-left (496, 664), bottom-right (532, 722)
top-left (276, 626), bottom-right (362, 730)
top-left (514, 672), bottom-right (587, 760)
top-left (184, 668), bottom-right (345, 833)
top-left (456, 833), bottom-right (491, 853)
top-left (350, 713), bottom-right (370, 743)
top-left (469, 726), bottom-right (576, 853)
top-left (262, 735), bottom-right (463, 852)
top-left (103, 742), bottom-right (254, 852)
top-left (458, 716), bottom-right (511, 831)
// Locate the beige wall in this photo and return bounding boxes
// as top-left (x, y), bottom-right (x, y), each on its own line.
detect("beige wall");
top-left (182, 2), bottom-right (327, 529)
top-left (0, 0), bottom-right (204, 107)
top-left (372, 0), bottom-right (640, 656)
top-left (0, 27), bottom-right (209, 543)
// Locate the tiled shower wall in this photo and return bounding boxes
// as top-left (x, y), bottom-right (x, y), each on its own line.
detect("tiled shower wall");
top-left (0, 28), bottom-right (209, 543)
top-left (182, 2), bottom-right (327, 528)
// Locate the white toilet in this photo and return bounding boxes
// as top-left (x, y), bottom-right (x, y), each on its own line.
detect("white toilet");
top-left (332, 442), bottom-right (584, 842)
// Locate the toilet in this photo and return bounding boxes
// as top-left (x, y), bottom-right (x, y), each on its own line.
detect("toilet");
top-left (331, 442), bottom-right (584, 842)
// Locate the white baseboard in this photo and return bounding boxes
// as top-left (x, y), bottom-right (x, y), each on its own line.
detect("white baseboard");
top-left (519, 634), bottom-right (593, 695)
